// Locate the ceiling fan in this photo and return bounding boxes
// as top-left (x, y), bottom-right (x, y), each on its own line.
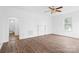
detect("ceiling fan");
top-left (47, 6), bottom-right (63, 14)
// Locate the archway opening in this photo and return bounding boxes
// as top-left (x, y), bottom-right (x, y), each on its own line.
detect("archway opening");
top-left (9, 17), bottom-right (19, 41)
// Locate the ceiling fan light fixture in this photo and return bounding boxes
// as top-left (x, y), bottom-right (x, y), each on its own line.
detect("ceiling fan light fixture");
top-left (48, 6), bottom-right (63, 14)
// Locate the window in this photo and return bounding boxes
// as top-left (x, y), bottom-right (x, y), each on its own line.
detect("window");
top-left (64, 17), bottom-right (72, 32)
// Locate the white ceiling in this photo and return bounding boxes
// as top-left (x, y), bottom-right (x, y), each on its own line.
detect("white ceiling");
top-left (10, 6), bottom-right (79, 16)
top-left (60, 6), bottom-right (79, 14)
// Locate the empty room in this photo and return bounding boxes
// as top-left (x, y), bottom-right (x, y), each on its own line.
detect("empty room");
top-left (0, 6), bottom-right (79, 53)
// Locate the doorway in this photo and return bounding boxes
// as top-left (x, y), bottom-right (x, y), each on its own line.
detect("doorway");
top-left (9, 17), bottom-right (19, 41)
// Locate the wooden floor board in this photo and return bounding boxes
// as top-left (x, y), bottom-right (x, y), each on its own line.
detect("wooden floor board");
top-left (1, 34), bottom-right (79, 53)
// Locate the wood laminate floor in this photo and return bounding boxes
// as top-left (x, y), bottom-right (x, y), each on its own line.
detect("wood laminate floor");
top-left (1, 34), bottom-right (79, 53)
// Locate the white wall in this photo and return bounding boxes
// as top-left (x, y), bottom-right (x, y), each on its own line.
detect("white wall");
top-left (6, 6), bottom-right (54, 39)
top-left (52, 10), bottom-right (79, 38)
top-left (0, 7), bottom-right (9, 48)
top-left (18, 7), bottom-right (54, 39)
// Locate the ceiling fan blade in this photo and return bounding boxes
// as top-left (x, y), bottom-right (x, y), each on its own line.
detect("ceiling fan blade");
top-left (56, 6), bottom-right (63, 9)
top-left (48, 7), bottom-right (52, 9)
top-left (56, 10), bottom-right (62, 12)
